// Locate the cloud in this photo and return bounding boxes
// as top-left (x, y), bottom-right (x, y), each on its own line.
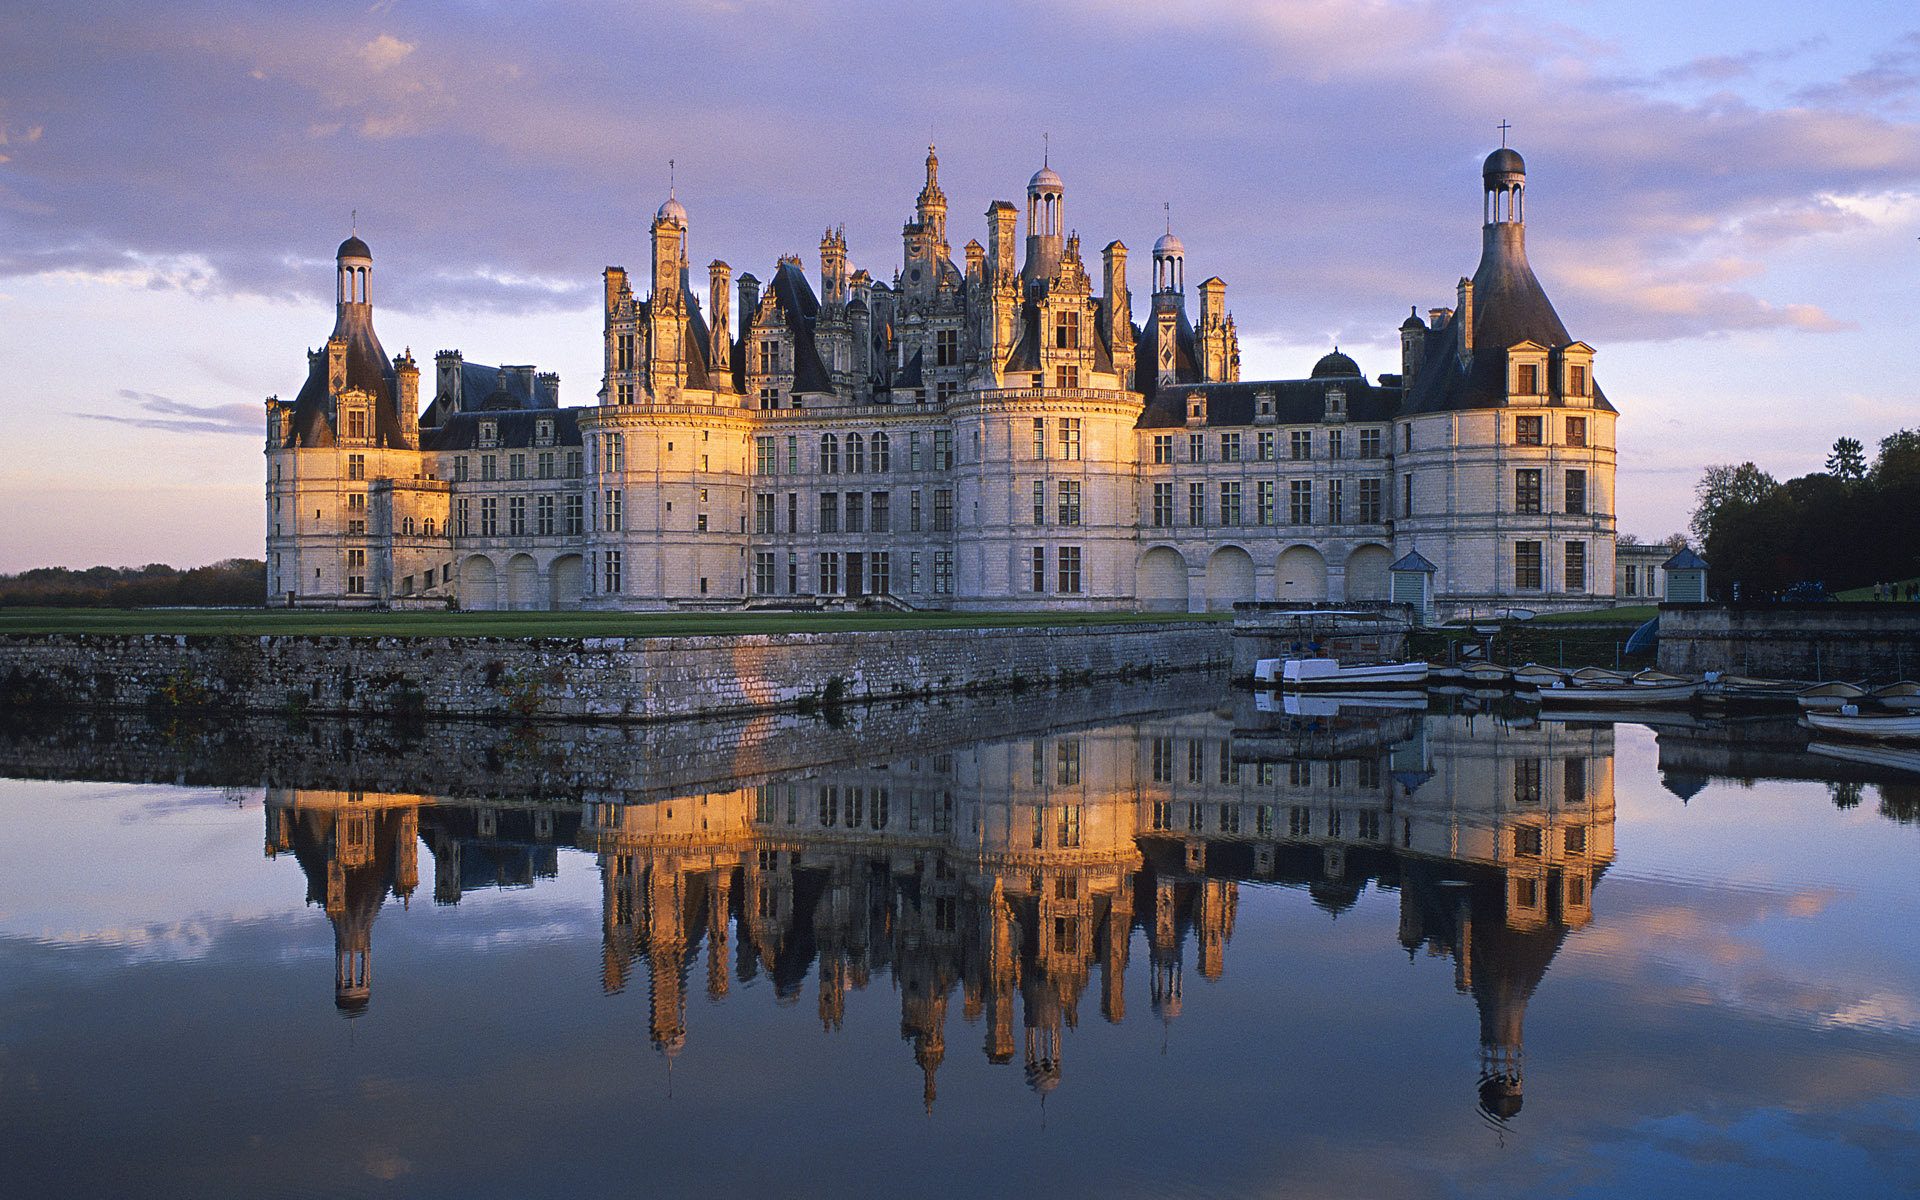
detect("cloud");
top-left (75, 390), bottom-right (263, 436)
top-left (356, 33), bottom-right (415, 72)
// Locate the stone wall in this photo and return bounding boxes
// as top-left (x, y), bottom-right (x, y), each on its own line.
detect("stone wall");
top-left (1657, 603), bottom-right (1920, 681)
top-left (0, 622), bottom-right (1229, 724)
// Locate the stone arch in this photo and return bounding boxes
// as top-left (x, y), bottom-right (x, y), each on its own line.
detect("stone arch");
top-left (1346, 543), bottom-right (1392, 600)
top-left (549, 554), bottom-right (585, 610)
top-left (1205, 545), bottom-right (1256, 613)
top-left (1136, 546), bottom-right (1189, 613)
top-left (1275, 545), bottom-right (1329, 602)
top-left (506, 553), bottom-right (539, 611)
top-left (459, 554), bottom-right (498, 611)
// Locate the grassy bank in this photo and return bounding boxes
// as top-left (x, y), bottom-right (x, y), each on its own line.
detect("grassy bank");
top-left (0, 606), bottom-right (1230, 639)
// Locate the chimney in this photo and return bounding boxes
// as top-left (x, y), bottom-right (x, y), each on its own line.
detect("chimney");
top-left (1456, 278), bottom-right (1474, 354)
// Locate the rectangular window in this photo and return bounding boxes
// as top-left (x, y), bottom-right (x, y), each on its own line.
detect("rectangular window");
top-left (1033, 418), bottom-right (1047, 459)
top-left (1328, 478), bottom-right (1343, 523)
top-left (756, 493), bottom-right (775, 534)
top-left (1514, 826), bottom-right (1544, 857)
top-left (1624, 565), bottom-right (1639, 596)
top-left (754, 552), bottom-right (776, 595)
top-left (1516, 415), bottom-right (1543, 445)
top-left (1152, 482), bottom-right (1174, 527)
top-left (871, 433), bottom-right (890, 473)
top-left (1565, 758), bottom-right (1588, 806)
top-left (1153, 434), bottom-right (1174, 464)
top-left (786, 435), bottom-right (799, 474)
top-left (910, 490), bottom-right (922, 531)
top-left (1054, 365), bottom-right (1080, 389)
top-left (1569, 364), bottom-right (1587, 398)
top-left (603, 549), bottom-right (622, 594)
top-left (1516, 540), bottom-right (1544, 589)
top-left (1565, 824), bottom-right (1588, 857)
top-left (1515, 759), bottom-right (1543, 804)
top-left (820, 493), bottom-right (839, 534)
top-left (1031, 547), bottom-right (1047, 592)
top-left (1359, 428), bottom-right (1382, 458)
top-left (537, 495), bottom-right (555, 536)
top-left (608, 436), bottom-right (624, 470)
top-left (1328, 430), bottom-right (1343, 459)
top-left (1256, 480), bottom-right (1274, 525)
top-left (1221, 432), bottom-right (1241, 462)
top-left (538, 451), bottom-right (555, 480)
top-left (1289, 480), bottom-right (1312, 525)
top-left (1220, 480), bottom-right (1242, 525)
top-left (453, 456), bottom-right (469, 482)
top-left (1258, 430), bottom-right (1274, 461)
top-left (347, 454), bottom-right (366, 481)
top-left (845, 492), bottom-right (864, 533)
top-left (1034, 480), bottom-right (1047, 525)
top-left (509, 454), bottom-right (526, 481)
top-left (1516, 363), bottom-right (1538, 394)
top-left (1359, 478), bottom-right (1383, 523)
top-left (604, 489), bottom-right (622, 532)
top-left (937, 328), bottom-right (959, 366)
top-left (818, 553), bottom-right (840, 596)
top-left (1290, 431), bottom-right (1312, 460)
top-left (567, 451), bottom-right (583, 479)
top-left (346, 409), bottom-right (366, 440)
top-left (1151, 738), bottom-right (1175, 783)
top-left (909, 432), bottom-right (923, 472)
top-left (1565, 540), bottom-right (1587, 591)
top-left (1054, 310), bottom-right (1081, 349)
top-left (1058, 480), bottom-right (1081, 526)
top-left (1057, 546), bottom-right (1082, 594)
top-left (932, 550), bottom-right (954, 595)
top-left (1402, 473), bottom-right (1413, 517)
top-left (1189, 432), bottom-right (1205, 463)
top-left (1516, 469), bottom-right (1543, 514)
top-left (508, 496), bottom-right (526, 536)
top-left (933, 489), bottom-right (953, 532)
top-left (480, 497), bottom-right (498, 536)
top-left (788, 492), bottom-right (798, 533)
top-left (909, 551), bottom-right (922, 593)
top-left (1566, 415), bottom-right (1587, 446)
top-left (1566, 469), bottom-right (1587, 515)
top-left (871, 551), bottom-right (890, 595)
top-left (1188, 481), bottom-right (1207, 526)
top-left (481, 455), bottom-right (497, 481)
top-left (870, 491), bottom-right (889, 532)
top-left (1059, 418), bottom-right (1081, 461)
top-left (789, 552), bottom-right (800, 594)
top-left (564, 493), bottom-right (583, 535)
top-left (756, 436), bottom-right (776, 475)
top-left (933, 430), bottom-right (954, 470)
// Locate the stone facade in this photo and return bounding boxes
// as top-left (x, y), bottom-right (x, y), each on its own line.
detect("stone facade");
top-left (268, 147), bottom-right (1616, 620)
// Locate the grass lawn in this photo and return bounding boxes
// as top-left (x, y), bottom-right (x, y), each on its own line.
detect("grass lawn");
top-left (1832, 577), bottom-right (1920, 602)
top-left (1440, 604), bottom-right (1656, 628)
top-left (0, 606), bottom-right (1230, 638)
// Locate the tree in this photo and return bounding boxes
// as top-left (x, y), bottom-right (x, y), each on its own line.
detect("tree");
top-left (1872, 429), bottom-right (1920, 490)
top-left (1826, 437), bottom-right (1866, 481)
top-left (1690, 462), bottom-right (1778, 546)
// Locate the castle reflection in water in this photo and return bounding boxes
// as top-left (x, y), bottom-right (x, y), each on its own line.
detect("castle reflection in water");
top-left (264, 702), bottom-right (1613, 1122)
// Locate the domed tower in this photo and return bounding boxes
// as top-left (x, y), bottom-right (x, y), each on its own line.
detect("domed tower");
top-left (1151, 230), bottom-right (1184, 305)
top-left (1024, 160), bottom-right (1065, 286)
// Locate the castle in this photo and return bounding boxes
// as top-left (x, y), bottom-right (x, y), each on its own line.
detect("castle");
top-left (266, 145), bottom-right (1616, 616)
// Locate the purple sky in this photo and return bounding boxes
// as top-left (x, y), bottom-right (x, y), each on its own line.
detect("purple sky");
top-left (3, 0), bottom-right (1917, 571)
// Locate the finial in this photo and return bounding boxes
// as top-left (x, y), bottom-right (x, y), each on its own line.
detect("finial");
top-left (1497, 119), bottom-right (1511, 147)
top-left (1164, 201), bottom-right (1171, 235)
top-left (1043, 132), bottom-right (1049, 168)
top-left (351, 208), bottom-right (357, 235)
top-left (668, 159), bottom-right (675, 197)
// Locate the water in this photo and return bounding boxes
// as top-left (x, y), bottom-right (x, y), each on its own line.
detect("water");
top-left (2, 681), bottom-right (1917, 1198)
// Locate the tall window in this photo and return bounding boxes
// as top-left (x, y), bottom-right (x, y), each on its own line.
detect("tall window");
top-left (786, 435), bottom-right (799, 473)
top-left (932, 430), bottom-right (953, 469)
top-left (604, 490), bottom-right (622, 532)
top-left (755, 552), bottom-right (775, 595)
top-left (909, 432), bottom-right (923, 472)
top-left (847, 433), bottom-right (865, 474)
top-left (1057, 546), bottom-right (1082, 594)
top-left (1289, 480), bottom-right (1312, 525)
top-left (1258, 430), bottom-right (1275, 461)
top-left (603, 550), bottom-right (623, 594)
top-left (1033, 418), bottom-right (1047, 459)
top-left (755, 493), bottom-right (775, 534)
top-left (1565, 541), bottom-right (1587, 591)
top-left (820, 434), bottom-right (839, 474)
top-left (1256, 480), bottom-right (1274, 525)
top-left (538, 451), bottom-right (555, 480)
top-left (1516, 469), bottom-right (1543, 514)
top-left (1219, 481), bottom-right (1242, 525)
top-left (508, 496), bottom-right (526, 536)
top-left (1058, 418), bottom-right (1081, 461)
top-left (1189, 432), bottom-right (1205, 463)
top-left (756, 436), bottom-right (776, 475)
top-left (1055, 310), bottom-right (1081, 349)
top-left (1566, 469), bottom-right (1588, 515)
top-left (1328, 430), bottom-right (1343, 459)
top-left (1152, 482), bottom-right (1174, 527)
top-left (564, 493), bottom-right (583, 534)
top-left (818, 553), bottom-right (840, 595)
top-left (1188, 481), bottom-right (1207, 526)
top-left (1568, 364), bottom-right (1587, 397)
top-left (932, 489), bottom-right (953, 531)
top-left (346, 409), bottom-right (366, 439)
top-left (1033, 480), bottom-right (1046, 525)
top-left (1359, 478), bottom-right (1383, 523)
top-left (1057, 480), bottom-right (1081, 526)
top-left (819, 493), bottom-right (839, 533)
top-left (1327, 478), bottom-right (1343, 523)
top-left (845, 492), bottom-right (864, 533)
top-left (937, 328), bottom-right (959, 366)
top-left (509, 454), bottom-right (526, 480)
top-left (1402, 473), bottom-right (1414, 517)
top-left (932, 550), bottom-right (953, 595)
top-left (1221, 432), bottom-right (1241, 462)
top-left (1565, 415), bottom-right (1587, 447)
top-left (1031, 547), bottom-right (1047, 591)
top-left (870, 491), bottom-right (889, 532)
top-left (1290, 431), bottom-right (1312, 460)
top-left (347, 454), bottom-right (366, 481)
top-left (1153, 434), bottom-right (1174, 464)
top-left (910, 490), bottom-right (922, 531)
top-left (1516, 363), bottom-right (1538, 394)
top-left (1516, 540), bottom-right (1543, 589)
top-left (536, 495), bottom-right (555, 536)
top-left (481, 455), bottom-right (497, 481)
top-left (480, 497), bottom-right (498, 536)
top-left (871, 432), bottom-right (890, 472)
top-left (1359, 428), bottom-right (1381, 458)
top-left (872, 552), bottom-right (890, 595)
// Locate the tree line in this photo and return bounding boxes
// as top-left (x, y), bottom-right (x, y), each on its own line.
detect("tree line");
top-left (0, 560), bottom-right (267, 608)
top-left (1691, 431), bottom-right (1920, 599)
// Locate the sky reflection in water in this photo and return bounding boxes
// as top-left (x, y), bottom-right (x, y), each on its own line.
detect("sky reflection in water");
top-left (1, 688), bottom-right (1916, 1199)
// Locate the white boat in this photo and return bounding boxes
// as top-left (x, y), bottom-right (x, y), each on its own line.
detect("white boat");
top-left (1870, 681), bottom-right (1920, 712)
top-left (1803, 709), bottom-right (1920, 741)
top-left (1536, 677), bottom-right (1700, 706)
top-left (1263, 657), bottom-right (1430, 689)
top-left (1797, 681), bottom-right (1869, 711)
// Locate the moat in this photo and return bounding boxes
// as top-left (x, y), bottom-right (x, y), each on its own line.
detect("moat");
top-left (2, 678), bottom-right (1916, 1198)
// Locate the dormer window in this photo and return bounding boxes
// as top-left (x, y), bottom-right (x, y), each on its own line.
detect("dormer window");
top-left (345, 408), bottom-right (366, 440)
top-left (1516, 364), bottom-right (1538, 394)
top-left (1325, 386), bottom-right (1347, 419)
top-left (479, 420), bottom-right (498, 447)
top-left (535, 419), bottom-right (554, 446)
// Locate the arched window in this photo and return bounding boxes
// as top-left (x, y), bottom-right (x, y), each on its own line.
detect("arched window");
top-left (871, 432), bottom-right (890, 472)
top-left (820, 433), bottom-right (839, 474)
top-left (424, 517), bottom-right (436, 536)
top-left (847, 432), bottom-right (864, 474)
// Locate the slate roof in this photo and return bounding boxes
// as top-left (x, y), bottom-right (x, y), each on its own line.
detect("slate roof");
top-left (1142, 373), bottom-right (1401, 429)
top-left (769, 260), bottom-right (835, 395)
top-left (420, 406), bottom-right (583, 452)
top-left (284, 307), bottom-right (400, 449)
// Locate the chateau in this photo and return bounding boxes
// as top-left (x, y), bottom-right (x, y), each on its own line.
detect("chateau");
top-left (266, 145), bottom-right (1617, 616)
